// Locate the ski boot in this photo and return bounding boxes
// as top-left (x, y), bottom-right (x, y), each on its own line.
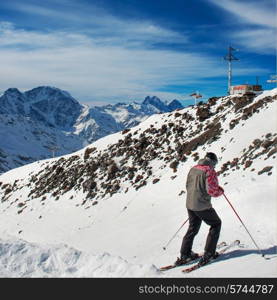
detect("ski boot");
top-left (174, 251), bottom-right (199, 266)
top-left (197, 251), bottom-right (219, 267)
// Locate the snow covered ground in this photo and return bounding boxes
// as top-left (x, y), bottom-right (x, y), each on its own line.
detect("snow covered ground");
top-left (0, 89), bottom-right (276, 277)
top-left (0, 236), bottom-right (159, 277)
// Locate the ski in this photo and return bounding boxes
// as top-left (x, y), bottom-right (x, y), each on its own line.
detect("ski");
top-left (159, 241), bottom-right (227, 271)
top-left (182, 240), bottom-right (240, 274)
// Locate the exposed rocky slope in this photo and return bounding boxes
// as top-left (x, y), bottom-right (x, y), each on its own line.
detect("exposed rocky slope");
top-left (1, 89), bottom-right (275, 211)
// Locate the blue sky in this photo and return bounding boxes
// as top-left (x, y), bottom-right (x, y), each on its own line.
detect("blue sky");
top-left (0, 0), bottom-right (276, 106)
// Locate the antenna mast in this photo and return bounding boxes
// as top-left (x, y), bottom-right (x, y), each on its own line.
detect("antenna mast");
top-left (224, 46), bottom-right (239, 94)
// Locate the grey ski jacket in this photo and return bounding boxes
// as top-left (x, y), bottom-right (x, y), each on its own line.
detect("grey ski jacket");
top-left (186, 158), bottom-right (223, 211)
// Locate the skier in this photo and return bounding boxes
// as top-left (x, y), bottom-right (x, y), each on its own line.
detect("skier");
top-left (175, 152), bottom-right (224, 267)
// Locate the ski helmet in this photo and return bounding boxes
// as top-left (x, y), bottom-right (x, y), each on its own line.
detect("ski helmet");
top-left (205, 152), bottom-right (218, 166)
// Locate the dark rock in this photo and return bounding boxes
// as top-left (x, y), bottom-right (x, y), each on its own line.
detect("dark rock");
top-left (196, 106), bottom-right (211, 122)
top-left (229, 118), bottom-right (240, 130)
top-left (82, 179), bottom-right (97, 192)
top-left (258, 166), bottom-right (273, 175)
top-left (253, 139), bottom-right (262, 147)
top-left (84, 147), bottom-right (96, 160)
top-left (267, 148), bottom-right (277, 158)
top-left (152, 178), bottom-right (160, 184)
top-left (244, 160), bottom-right (252, 169)
top-left (134, 175), bottom-right (143, 183)
top-left (207, 97), bottom-right (220, 106)
top-left (232, 95), bottom-right (254, 112)
top-left (169, 160), bottom-right (179, 172)
top-left (261, 140), bottom-right (274, 149)
top-left (122, 128), bottom-right (131, 134)
top-left (107, 163), bottom-right (119, 179)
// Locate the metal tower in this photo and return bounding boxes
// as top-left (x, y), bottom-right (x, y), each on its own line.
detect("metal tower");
top-left (224, 46), bottom-right (239, 94)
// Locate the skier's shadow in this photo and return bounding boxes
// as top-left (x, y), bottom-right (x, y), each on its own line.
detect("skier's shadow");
top-left (217, 246), bottom-right (277, 262)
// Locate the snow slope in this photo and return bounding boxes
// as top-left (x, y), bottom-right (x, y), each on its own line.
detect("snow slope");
top-left (0, 236), bottom-right (159, 277)
top-left (0, 89), bottom-right (276, 277)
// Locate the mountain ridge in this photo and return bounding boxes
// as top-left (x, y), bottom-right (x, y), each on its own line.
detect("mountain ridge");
top-left (0, 86), bottom-right (183, 173)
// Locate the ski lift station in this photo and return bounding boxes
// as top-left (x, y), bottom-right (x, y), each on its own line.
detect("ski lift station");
top-left (230, 84), bottom-right (263, 96)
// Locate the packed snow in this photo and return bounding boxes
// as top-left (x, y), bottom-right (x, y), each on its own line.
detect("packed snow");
top-left (0, 236), bottom-right (159, 277)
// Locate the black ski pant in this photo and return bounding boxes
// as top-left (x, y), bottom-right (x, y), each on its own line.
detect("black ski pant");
top-left (180, 208), bottom-right (221, 257)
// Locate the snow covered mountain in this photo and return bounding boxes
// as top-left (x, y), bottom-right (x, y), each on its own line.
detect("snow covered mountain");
top-left (0, 87), bottom-right (183, 173)
top-left (0, 87), bottom-right (82, 129)
top-left (0, 88), bottom-right (276, 277)
top-left (95, 96), bottom-right (183, 129)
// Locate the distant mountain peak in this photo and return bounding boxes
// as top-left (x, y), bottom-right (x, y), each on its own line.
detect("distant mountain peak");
top-left (143, 95), bottom-right (163, 105)
top-left (25, 86), bottom-right (78, 104)
top-left (142, 96), bottom-right (169, 112)
top-left (4, 88), bottom-right (22, 96)
top-left (167, 99), bottom-right (183, 111)
top-left (142, 96), bottom-right (184, 112)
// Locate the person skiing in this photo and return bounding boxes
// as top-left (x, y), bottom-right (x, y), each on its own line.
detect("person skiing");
top-left (175, 152), bottom-right (224, 267)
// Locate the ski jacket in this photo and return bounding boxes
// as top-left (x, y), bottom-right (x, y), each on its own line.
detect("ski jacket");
top-left (186, 158), bottom-right (223, 211)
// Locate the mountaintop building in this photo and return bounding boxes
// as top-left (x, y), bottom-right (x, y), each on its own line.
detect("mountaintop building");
top-left (230, 84), bottom-right (263, 95)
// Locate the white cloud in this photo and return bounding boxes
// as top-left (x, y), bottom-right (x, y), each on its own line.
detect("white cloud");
top-left (208, 0), bottom-right (276, 28)
top-left (232, 28), bottom-right (276, 54)
top-left (208, 0), bottom-right (276, 54)
top-left (5, 1), bottom-right (186, 48)
top-left (0, 21), bottom-right (269, 104)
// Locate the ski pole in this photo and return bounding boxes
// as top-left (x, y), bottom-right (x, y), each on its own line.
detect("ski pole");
top-left (223, 193), bottom-right (264, 257)
top-left (163, 218), bottom-right (189, 250)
